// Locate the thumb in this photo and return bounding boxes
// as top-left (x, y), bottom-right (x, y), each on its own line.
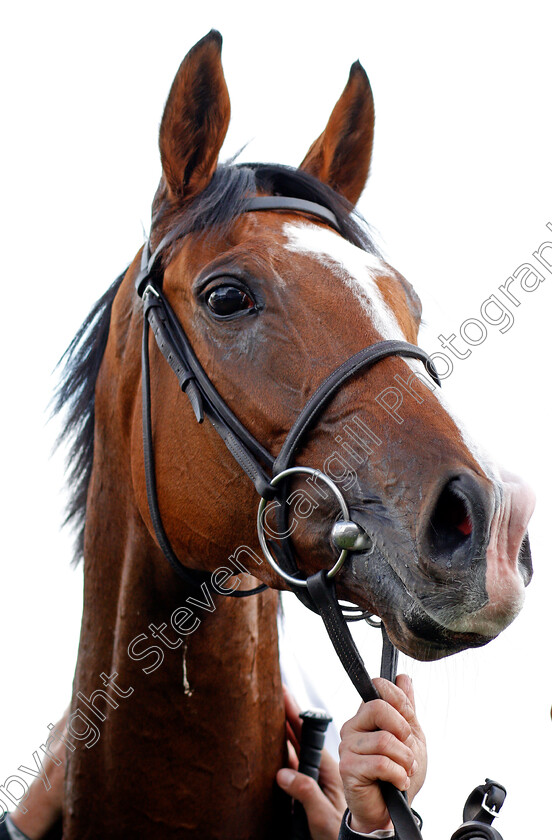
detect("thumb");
top-left (277, 768), bottom-right (328, 812)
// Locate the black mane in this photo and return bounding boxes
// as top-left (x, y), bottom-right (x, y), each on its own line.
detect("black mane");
top-left (155, 163), bottom-right (379, 261)
top-left (54, 162), bottom-right (379, 563)
top-left (53, 271), bottom-right (127, 561)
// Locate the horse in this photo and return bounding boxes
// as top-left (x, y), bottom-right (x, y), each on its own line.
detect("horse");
top-left (54, 30), bottom-right (535, 839)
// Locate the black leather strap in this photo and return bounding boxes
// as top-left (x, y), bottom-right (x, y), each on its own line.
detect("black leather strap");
top-left (268, 341), bottom-right (440, 613)
top-left (143, 287), bottom-right (276, 499)
top-left (242, 196), bottom-right (341, 232)
top-left (462, 780), bottom-right (506, 825)
top-left (380, 625), bottom-right (399, 683)
top-left (449, 779), bottom-right (507, 839)
top-left (141, 307), bottom-right (268, 597)
top-left (274, 341), bottom-right (439, 476)
top-left (306, 571), bottom-right (423, 840)
top-left (306, 571), bottom-right (378, 700)
top-left (141, 314), bottom-right (209, 589)
top-left (450, 824), bottom-right (504, 840)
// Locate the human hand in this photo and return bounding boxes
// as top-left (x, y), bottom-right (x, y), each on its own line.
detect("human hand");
top-left (339, 675), bottom-right (427, 834)
top-left (276, 687), bottom-right (346, 840)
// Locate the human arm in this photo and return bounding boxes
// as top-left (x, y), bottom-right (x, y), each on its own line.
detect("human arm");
top-left (276, 686), bottom-right (347, 840)
top-left (338, 675), bottom-right (426, 836)
top-left (6, 714), bottom-right (67, 840)
top-left (277, 675), bottom-right (426, 839)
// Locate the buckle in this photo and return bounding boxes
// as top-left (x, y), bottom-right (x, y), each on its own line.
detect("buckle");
top-left (481, 780), bottom-right (506, 819)
top-left (481, 791), bottom-right (500, 817)
top-left (143, 283), bottom-right (160, 299)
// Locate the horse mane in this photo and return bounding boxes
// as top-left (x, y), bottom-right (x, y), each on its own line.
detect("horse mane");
top-left (53, 162), bottom-right (379, 564)
top-left (52, 271), bottom-right (127, 562)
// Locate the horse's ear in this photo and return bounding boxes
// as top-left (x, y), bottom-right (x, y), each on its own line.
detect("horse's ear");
top-left (300, 61), bottom-right (375, 206)
top-left (158, 30), bottom-right (230, 204)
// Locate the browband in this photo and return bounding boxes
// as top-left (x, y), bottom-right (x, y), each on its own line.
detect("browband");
top-left (242, 196), bottom-right (340, 231)
top-left (135, 197), bottom-right (341, 297)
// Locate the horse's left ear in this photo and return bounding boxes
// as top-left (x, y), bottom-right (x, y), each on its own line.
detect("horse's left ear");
top-left (300, 61), bottom-right (375, 206)
top-left (158, 30), bottom-right (230, 204)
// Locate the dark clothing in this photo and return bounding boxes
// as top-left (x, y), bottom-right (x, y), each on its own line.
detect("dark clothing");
top-left (0, 817), bottom-right (62, 840)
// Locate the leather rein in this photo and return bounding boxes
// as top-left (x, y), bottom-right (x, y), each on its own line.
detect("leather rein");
top-left (135, 196), bottom-right (442, 839)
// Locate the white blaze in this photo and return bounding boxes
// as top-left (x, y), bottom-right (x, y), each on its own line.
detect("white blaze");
top-left (284, 222), bottom-right (406, 341)
top-left (283, 220), bottom-right (499, 480)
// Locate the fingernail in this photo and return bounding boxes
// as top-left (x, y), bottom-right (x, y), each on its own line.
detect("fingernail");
top-left (409, 760), bottom-right (418, 776)
top-left (277, 768), bottom-right (296, 789)
top-left (403, 776), bottom-right (411, 790)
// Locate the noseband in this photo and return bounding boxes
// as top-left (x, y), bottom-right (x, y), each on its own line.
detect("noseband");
top-left (135, 195), bottom-right (439, 840)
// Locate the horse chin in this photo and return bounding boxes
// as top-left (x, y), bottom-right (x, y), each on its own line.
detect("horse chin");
top-left (382, 607), bottom-right (496, 662)
top-left (343, 549), bottom-right (501, 662)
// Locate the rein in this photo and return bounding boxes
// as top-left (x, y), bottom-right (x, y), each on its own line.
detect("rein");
top-left (135, 196), bottom-right (441, 839)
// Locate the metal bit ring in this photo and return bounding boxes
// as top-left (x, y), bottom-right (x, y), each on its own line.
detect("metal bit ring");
top-left (257, 467), bottom-right (350, 588)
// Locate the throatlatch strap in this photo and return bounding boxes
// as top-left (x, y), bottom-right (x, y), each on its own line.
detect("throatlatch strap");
top-left (306, 571), bottom-right (423, 840)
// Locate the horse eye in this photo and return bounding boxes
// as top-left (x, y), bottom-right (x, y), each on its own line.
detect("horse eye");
top-left (206, 285), bottom-right (255, 318)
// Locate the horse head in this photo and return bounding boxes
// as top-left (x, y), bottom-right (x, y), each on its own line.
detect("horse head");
top-left (113, 30), bottom-right (534, 662)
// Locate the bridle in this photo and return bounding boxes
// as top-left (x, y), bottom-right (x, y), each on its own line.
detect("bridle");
top-left (135, 195), bottom-right (441, 839)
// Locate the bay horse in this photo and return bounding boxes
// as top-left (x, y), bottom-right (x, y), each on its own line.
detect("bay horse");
top-left (56, 30), bottom-right (534, 839)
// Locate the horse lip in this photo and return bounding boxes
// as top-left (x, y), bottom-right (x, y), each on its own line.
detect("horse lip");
top-left (345, 538), bottom-right (497, 660)
top-left (347, 552), bottom-right (495, 658)
top-left (392, 614), bottom-right (494, 661)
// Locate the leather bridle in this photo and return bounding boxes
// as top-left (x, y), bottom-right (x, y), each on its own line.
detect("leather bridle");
top-left (135, 195), bottom-right (441, 839)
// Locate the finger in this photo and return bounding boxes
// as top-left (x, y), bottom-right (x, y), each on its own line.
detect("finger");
top-left (277, 768), bottom-right (341, 830)
top-left (394, 675), bottom-right (426, 743)
top-left (318, 748), bottom-right (339, 783)
top-left (287, 739), bottom-right (299, 771)
top-left (342, 729), bottom-right (416, 775)
top-left (317, 748), bottom-right (343, 793)
top-left (317, 749), bottom-right (347, 812)
top-left (285, 719), bottom-right (301, 756)
top-left (395, 674), bottom-right (415, 711)
top-left (372, 678), bottom-right (417, 725)
top-left (342, 698), bottom-right (412, 744)
top-left (282, 686), bottom-right (303, 743)
top-left (341, 751), bottom-right (411, 793)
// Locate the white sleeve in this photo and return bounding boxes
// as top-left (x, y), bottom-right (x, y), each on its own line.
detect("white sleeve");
top-left (4, 816), bottom-right (31, 840)
top-left (344, 810), bottom-right (394, 838)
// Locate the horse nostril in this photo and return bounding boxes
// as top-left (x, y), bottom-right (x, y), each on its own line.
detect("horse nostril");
top-left (425, 475), bottom-right (486, 569)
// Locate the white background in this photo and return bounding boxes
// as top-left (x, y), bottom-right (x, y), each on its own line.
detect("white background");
top-left (1, 2), bottom-right (551, 838)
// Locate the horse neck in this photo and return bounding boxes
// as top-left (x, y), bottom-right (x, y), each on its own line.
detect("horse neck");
top-left (64, 376), bottom-right (288, 838)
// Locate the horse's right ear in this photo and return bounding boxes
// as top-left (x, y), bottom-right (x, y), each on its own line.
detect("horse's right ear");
top-left (158, 30), bottom-right (230, 204)
top-left (300, 61), bottom-right (375, 206)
